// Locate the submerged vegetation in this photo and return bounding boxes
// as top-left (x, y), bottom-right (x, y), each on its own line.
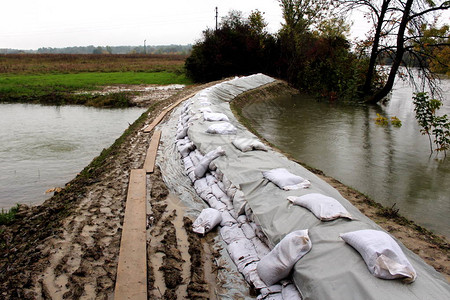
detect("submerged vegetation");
top-left (0, 54), bottom-right (191, 107)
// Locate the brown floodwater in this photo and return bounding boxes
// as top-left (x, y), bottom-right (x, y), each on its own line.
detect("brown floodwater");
top-left (243, 78), bottom-right (450, 239)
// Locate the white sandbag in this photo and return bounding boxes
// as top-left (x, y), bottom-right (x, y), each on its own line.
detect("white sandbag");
top-left (227, 238), bottom-right (259, 273)
top-left (176, 126), bottom-right (189, 140)
top-left (262, 168), bottom-right (311, 190)
top-left (251, 237), bottom-right (271, 259)
top-left (220, 224), bottom-right (246, 244)
top-left (257, 229), bottom-right (312, 286)
top-left (220, 210), bottom-right (237, 227)
top-left (192, 208), bottom-right (222, 235)
top-left (213, 168), bottom-right (223, 181)
top-left (203, 112), bottom-right (230, 122)
top-left (176, 136), bottom-right (190, 147)
top-left (182, 156), bottom-right (194, 173)
top-left (189, 150), bottom-right (203, 166)
top-left (199, 106), bottom-right (213, 113)
top-left (187, 171), bottom-right (196, 182)
top-left (258, 285), bottom-right (283, 300)
top-left (194, 178), bottom-right (211, 199)
top-left (281, 283), bottom-right (302, 300)
top-left (237, 215), bottom-right (248, 224)
top-left (178, 142), bottom-right (195, 158)
top-left (181, 114), bottom-right (191, 125)
top-left (206, 122), bottom-right (237, 135)
top-left (206, 194), bottom-right (227, 211)
top-left (243, 266), bottom-right (266, 290)
top-left (194, 147), bottom-right (226, 178)
top-left (232, 138), bottom-right (268, 152)
top-left (241, 223), bottom-right (256, 239)
top-left (340, 230), bottom-right (417, 282)
top-left (205, 174), bottom-right (217, 186)
top-left (287, 193), bottom-right (352, 221)
top-left (209, 161), bottom-right (217, 171)
top-left (211, 183), bottom-right (227, 199)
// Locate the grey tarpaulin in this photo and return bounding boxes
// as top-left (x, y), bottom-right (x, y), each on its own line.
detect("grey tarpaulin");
top-left (185, 74), bottom-right (450, 299)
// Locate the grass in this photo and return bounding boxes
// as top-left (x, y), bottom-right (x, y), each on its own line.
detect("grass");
top-left (0, 205), bottom-right (19, 226)
top-left (0, 53), bottom-right (187, 74)
top-left (0, 71), bottom-right (191, 98)
top-left (0, 53), bottom-right (192, 106)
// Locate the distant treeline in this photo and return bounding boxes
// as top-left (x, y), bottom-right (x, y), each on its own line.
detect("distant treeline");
top-left (0, 44), bottom-right (192, 55)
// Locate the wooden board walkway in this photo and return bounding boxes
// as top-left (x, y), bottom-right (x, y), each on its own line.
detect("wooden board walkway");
top-left (114, 169), bottom-right (147, 300)
top-left (143, 91), bottom-right (197, 133)
top-left (143, 130), bottom-right (161, 173)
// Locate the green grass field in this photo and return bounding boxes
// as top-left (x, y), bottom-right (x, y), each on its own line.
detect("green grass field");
top-left (0, 54), bottom-right (192, 106)
top-left (0, 71), bottom-right (191, 98)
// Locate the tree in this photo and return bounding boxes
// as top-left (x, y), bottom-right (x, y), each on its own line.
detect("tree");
top-left (185, 10), bottom-right (271, 82)
top-left (337, 0), bottom-right (450, 103)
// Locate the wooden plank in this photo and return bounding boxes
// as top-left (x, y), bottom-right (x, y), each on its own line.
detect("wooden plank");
top-left (143, 130), bottom-right (162, 173)
top-left (143, 91), bottom-right (197, 133)
top-left (114, 169), bottom-right (147, 300)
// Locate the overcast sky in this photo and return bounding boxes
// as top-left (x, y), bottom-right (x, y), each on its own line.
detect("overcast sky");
top-left (1, 0), bottom-right (375, 50)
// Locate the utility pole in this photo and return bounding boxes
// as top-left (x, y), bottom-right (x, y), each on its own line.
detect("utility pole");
top-left (215, 7), bottom-right (218, 31)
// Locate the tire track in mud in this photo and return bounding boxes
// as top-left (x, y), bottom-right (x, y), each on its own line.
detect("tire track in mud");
top-left (147, 168), bottom-right (219, 300)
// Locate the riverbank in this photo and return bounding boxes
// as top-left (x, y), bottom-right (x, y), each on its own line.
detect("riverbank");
top-left (231, 80), bottom-right (449, 281)
top-left (0, 78), bottom-right (448, 299)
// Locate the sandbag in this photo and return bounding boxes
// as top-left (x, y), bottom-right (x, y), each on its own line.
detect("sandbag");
top-left (182, 156), bottom-right (194, 173)
top-left (178, 141), bottom-right (195, 158)
top-left (257, 229), bottom-right (312, 286)
top-left (192, 208), bottom-right (222, 235)
top-left (281, 283), bottom-right (302, 300)
top-left (287, 193), bottom-right (352, 221)
top-left (199, 107), bottom-right (213, 113)
top-left (241, 223), bottom-right (256, 239)
top-left (194, 147), bottom-right (226, 178)
top-left (262, 168), bottom-right (311, 190)
top-left (220, 224), bottom-right (246, 244)
top-left (258, 285), bottom-right (283, 300)
top-left (242, 265), bottom-right (266, 290)
top-left (227, 238), bottom-right (260, 273)
top-left (176, 126), bottom-right (189, 140)
top-left (220, 210), bottom-right (237, 227)
top-left (340, 230), bottom-right (417, 282)
top-left (251, 237), bottom-right (271, 259)
top-left (232, 137), bottom-right (268, 152)
top-left (206, 122), bottom-right (237, 135)
top-left (203, 112), bottom-right (230, 122)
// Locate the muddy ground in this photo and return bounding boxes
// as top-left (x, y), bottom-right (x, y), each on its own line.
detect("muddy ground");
top-left (0, 80), bottom-right (448, 300)
top-left (0, 83), bottom-right (235, 300)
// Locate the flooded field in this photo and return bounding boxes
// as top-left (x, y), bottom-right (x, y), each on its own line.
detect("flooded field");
top-left (243, 78), bottom-right (450, 239)
top-left (0, 103), bottom-right (145, 208)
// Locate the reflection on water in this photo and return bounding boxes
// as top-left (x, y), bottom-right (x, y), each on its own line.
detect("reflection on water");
top-left (243, 79), bottom-right (450, 239)
top-left (0, 103), bottom-right (145, 208)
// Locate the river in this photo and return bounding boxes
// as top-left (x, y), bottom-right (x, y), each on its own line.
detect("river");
top-left (0, 104), bottom-right (145, 209)
top-left (243, 78), bottom-right (450, 239)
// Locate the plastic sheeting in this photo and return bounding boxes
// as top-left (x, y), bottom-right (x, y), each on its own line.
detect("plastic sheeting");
top-left (182, 74), bottom-right (450, 299)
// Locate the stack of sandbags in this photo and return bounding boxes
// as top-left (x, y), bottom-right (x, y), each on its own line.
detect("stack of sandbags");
top-left (175, 96), bottom-right (303, 299)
